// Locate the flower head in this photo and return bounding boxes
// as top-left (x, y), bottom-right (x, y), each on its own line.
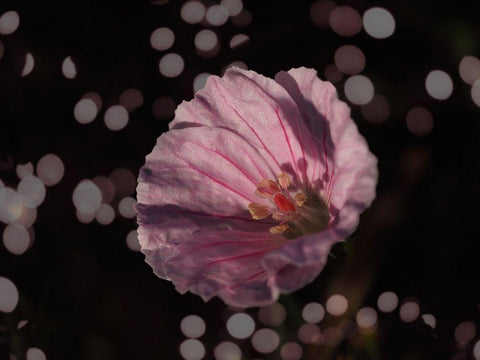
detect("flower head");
top-left (136, 67), bottom-right (378, 307)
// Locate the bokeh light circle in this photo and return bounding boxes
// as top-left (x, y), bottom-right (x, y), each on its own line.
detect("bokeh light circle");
top-left (399, 301), bottom-right (420, 323)
top-left (302, 302), bottom-right (325, 324)
top-left (310, 0), bottom-right (337, 28)
top-left (251, 328), bottom-right (280, 353)
top-left (324, 64), bottom-right (343, 83)
top-left (108, 168), bottom-right (136, 197)
top-left (95, 204), bottom-right (115, 225)
top-left (329, 6), bottom-right (362, 36)
top-left (3, 223), bottom-right (30, 255)
top-left (474, 340), bottom-right (480, 359)
top-left (118, 197), bottom-right (136, 218)
top-left (21, 52), bottom-right (35, 77)
top-left (150, 27), bottom-right (175, 51)
top-left (0, 187), bottom-right (23, 224)
top-left (81, 92), bottom-right (102, 111)
top-left (297, 323), bottom-right (322, 344)
top-left (0, 11), bottom-right (20, 35)
top-left (221, 0), bottom-right (243, 16)
top-left (193, 73), bottom-right (210, 93)
top-left (226, 312), bottom-right (255, 339)
top-left (104, 105), bottom-right (129, 131)
top-left (16, 162), bottom-right (33, 179)
top-left (356, 307), bottom-right (377, 329)
top-left (0, 277), bottom-right (19, 313)
top-left (194, 30), bottom-right (218, 52)
top-left (280, 342), bottom-right (303, 360)
top-left (471, 79), bottom-right (480, 107)
top-left (231, 9), bottom-right (252, 27)
top-left (159, 53), bottom-right (184, 78)
top-left (16, 205), bottom-right (37, 228)
top-left (344, 75), bottom-right (374, 105)
top-left (72, 180), bottom-right (102, 215)
top-left (74, 99), bottom-right (98, 124)
top-left (92, 176), bottom-right (115, 204)
top-left (62, 56), bottom-right (77, 79)
top-left (180, 339), bottom-right (205, 360)
top-left (459, 56), bottom-right (480, 85)
top-left (76, 210), bottom-right (95, 224)
top-left (326, 294), bottom-right (348, 316)
top-left (119, 89), bottom-right (144, 112)
top-left (406, 106), bottom-right (433, 136)
top-left (334, 45), bottom-right (365, 75)
top-left (377, 291), bottom-right (398, 313)
top-left (36, 154), bottom-right (64, 186)
top-left (229, 34), bottom-right (249, 49)
top-left (17, 320), bottom-right (28, 329)
top-left (425, 70), bottom-right (453, 100)
top-left (18, 175), bottom-right (46, 208)
top-left (214, 341), bottom-right (241, 360)
top-left (126, 230), bottom-right (141, 251)
top-left (26, 348), bottom-right (46, 360)
top-left (421, 314), bottom-right (436, 329)
top-left (206, 5), bottom-right (229, 26)
top-left (455, 321), bottom-right (476, 345)
top-left (363, 7), bottom-right (395, 39)
top-left (181, 315), bottom-right (206, 338)
top-left (258, 302), bottom-right (286, 327)
top-left (222, 61), bottom-right (248, 75)
top-left (181, 1), bottom-right (206, 24)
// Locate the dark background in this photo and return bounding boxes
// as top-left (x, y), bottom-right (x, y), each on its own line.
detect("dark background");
top-left (1, 0), bottom-right (479, 359)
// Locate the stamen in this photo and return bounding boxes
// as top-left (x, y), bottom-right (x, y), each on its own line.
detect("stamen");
top-left (248, 203), bottom-right (270, 219)
top-left (294, 192), bottom-right (307, 207)
top-left (272, 212), bottom-right (293, 221)
top-left (269, 223), bottom-right (290, 234)
top-left (277, 172), bottom-right (291, 190)
top-left (255, 179), bottom-right (280, 198)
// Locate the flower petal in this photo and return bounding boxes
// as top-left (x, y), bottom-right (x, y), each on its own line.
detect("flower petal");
top-left (275, 67), bottom-right (378, 235)
top-left (136, 126), bottom-right (278, 277)
top-left (138, 126), bottom-right (277, 212)
top-left (165, 230), bottom-right (286, 307)
top-left (262, 228), bottom-right (339, 293)
top-left (136, 204), bottom-right (273, 278)
top-left (275, 67), bottom-right (339, 189)
top-left (250, 67), bottom-right (378, 294)
top-left (170, 67), bottom-right (323, 186)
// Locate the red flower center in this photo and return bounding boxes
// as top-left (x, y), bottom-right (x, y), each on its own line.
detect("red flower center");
top-left (248, 173), bottom-right (330, 236)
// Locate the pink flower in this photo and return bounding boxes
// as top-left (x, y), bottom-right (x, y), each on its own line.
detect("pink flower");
top-left (136, 67), bottom-right (378, 307)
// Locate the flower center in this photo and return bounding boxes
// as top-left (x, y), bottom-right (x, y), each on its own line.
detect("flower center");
top-left (248, 173), bottom-right (330, 237)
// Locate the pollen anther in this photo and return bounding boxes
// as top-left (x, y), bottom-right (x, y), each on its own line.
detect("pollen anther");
top-left (255, 179), bottom-right (281, 198)
top-left (269, 223), bottom-right (290, 234)
top-left (294, 192), bottom-right (307, 207)
top-left (277, 172), bottom-right (291, 190)
top-left (248, 203), bottom-right (270, 219)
